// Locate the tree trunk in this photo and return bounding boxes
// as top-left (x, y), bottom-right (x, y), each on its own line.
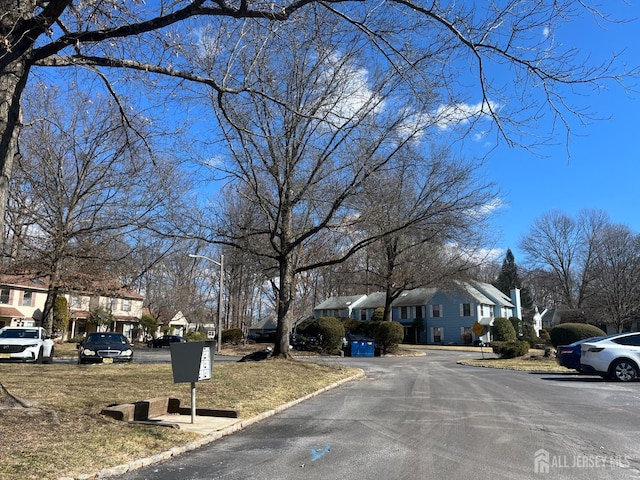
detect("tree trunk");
top-left (42, 265), bottom-right (62, 333)
top-left (0, 57), bottom-right (30, 257)
top-left (1, 0), bottom-right (37, 256)
top-left (273, 258), bottom-right (294, 358)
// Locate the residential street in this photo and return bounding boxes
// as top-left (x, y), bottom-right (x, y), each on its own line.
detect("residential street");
top-left (115, 351), bottom-right (640, 480)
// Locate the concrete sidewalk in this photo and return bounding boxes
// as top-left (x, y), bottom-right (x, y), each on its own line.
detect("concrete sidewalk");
top-left (146, 413), bottom-right (242, 435)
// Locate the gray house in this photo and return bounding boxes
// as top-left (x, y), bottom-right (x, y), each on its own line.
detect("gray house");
top-left (313, 295), bottom-right (367, 319)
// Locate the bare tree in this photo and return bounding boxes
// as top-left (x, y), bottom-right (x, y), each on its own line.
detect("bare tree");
top-left (6, 85), bottom-right (178, 331)
top-left (359, 147), bottom-right (495, 321)
top-left (589, 224), bottom-right (640, 332)
top-left (194, 12), bottom-right (505, 355)
top-left (519, 209), bottom-right (610, 310)
top-left (0, 0), bottom-right (634, 256)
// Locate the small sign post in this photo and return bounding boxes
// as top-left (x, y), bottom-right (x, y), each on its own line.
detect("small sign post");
top-left (169, 341), bottom-right (215, 424)
top-left (472, 321), bottom-right (485, 359)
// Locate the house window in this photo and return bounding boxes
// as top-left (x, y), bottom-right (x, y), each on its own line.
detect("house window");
top-left (0, 289), bottom-right (9, 304)
top-left (70, 294), bottom-right (81, 309)
top-left (461, 303), bottom-right (472, 317)
top-left (431, 304), bottom-right (442, 318)
top-left (360, 310), bottom-right (367, 321)
top-left (416, 306), bottom-right (423, 319)
top-left (122, 299), bottom-right (131, 312)
top-left (22, 291), bottom-right (33, 307)
top-left (400, 306), bottom-right (408, 319)
top-left (432, 327), bottom-right (443, 343)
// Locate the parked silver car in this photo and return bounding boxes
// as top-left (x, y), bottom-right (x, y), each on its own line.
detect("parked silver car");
top-left (580, 332), bottom-right (640, 382)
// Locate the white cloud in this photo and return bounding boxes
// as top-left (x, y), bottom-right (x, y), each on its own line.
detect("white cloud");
top-left (316, 54), bottom-right (383, 127)
top-left (432, 100), bottom-right (499, 130)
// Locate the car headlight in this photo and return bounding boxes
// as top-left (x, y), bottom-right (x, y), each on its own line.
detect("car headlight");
top-left (82, 348), bottom-right (96, 356)
top-left (121, 349), bottom-right (133, 356)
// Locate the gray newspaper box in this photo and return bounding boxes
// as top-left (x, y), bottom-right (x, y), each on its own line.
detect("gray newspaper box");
top-left (169, 341), bottom-right (215, 383)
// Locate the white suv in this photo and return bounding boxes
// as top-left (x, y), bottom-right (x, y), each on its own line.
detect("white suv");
top-left (0, 326), bottom-right (55, 363)
top-left (580, 332), bottom-right (640, 382)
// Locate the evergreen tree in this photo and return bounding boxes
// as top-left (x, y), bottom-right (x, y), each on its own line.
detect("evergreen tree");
top-left (495, 249), bottom-right (533, 309)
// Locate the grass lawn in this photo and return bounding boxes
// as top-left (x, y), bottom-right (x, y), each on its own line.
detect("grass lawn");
top-left (458, 353), bottom-right (568, 372)
top-left (0, 358), bottom-right (360, 480)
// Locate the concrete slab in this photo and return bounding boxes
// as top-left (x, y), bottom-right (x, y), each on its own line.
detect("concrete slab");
top-left (150, 413), bottom-right (242, 435)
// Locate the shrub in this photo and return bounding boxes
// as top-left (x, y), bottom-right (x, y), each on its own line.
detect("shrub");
top-left (538, 328), bottom-right (551, 345)
top-left (371, 307), bottom-right (386, 322)
top-left (341, 317), bottom-right (365, 334)
top-left (300, 317), bottom-right (345, 353)
top-left (140, 314), bottom-right (158, 339)
top-left (53, 296), bottom-right (69, 336)
top-left (492, 340), bottom-right (530, 358)
top-left (549, 323), bottom-right (606, 347)
top-left (521, 323), bottom-right (540, 348)
top-left (185, 331), bottom-right (207, 342)
top-left (317, 317), bottom-right (346, 353)
top-left (366, 321), bottom-right (404, 353)
top-left (222, 328), bottom-right (243, 344)
top-left (509, 317), bottom-right (523, 337)
top-left (492, 317), bottom-right (517, 342)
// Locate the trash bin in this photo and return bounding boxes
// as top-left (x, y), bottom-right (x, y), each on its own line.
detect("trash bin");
top-left (348, 336), bottom-right (375, 357)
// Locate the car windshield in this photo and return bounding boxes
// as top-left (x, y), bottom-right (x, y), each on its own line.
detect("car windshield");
top-left (0, 328), bottom-right (39, 339)
top-left (86, 333), bottom-right (127, 344)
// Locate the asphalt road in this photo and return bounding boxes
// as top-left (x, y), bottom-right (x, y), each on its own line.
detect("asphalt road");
top-left (115, 351), bottom-right (640, 480)
top-left (55, 347), bottom-right (239, 364)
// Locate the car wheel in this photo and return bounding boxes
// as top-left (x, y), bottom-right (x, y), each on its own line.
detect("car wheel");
top-left (611, 359), bottom-right (638, 382)
top-left (35, 348), bottom-right (44, 364)
top-left (44, 347), bottom-right (54, 364)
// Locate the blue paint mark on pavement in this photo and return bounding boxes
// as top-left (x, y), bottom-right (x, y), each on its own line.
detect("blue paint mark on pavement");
top-left (311, 445), bottom-right (331, 461)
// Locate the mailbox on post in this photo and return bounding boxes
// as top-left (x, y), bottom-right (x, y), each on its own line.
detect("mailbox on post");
top-left (169, 340), bottom-right (215, 423)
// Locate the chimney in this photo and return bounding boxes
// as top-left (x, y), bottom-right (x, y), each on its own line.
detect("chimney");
top-left (510, 288), bottom-right (522, 319)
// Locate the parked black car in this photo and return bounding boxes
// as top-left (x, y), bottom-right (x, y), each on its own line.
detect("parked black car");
top-left (78, 332), bottom-right (133, 364)
top-left (147, 335), bottom-right (187, 348)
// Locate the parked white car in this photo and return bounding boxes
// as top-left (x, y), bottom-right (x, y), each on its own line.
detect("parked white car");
top-left (0, 326), bottom-right (55, 364)
top-left (580, 332), bottom-right (640, 382)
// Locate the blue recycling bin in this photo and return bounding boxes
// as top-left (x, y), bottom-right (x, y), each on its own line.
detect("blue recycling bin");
top-left (348, 337), bottom-right (375, 357)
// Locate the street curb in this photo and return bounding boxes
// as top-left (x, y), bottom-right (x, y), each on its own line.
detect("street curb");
top-left (59, 369), bottom-right (365, 480)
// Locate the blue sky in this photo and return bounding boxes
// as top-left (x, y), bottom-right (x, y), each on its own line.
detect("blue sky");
top-left (36, 2), bottom-right (638, 269)
top-left (472, 2), bottom-right (640, 263)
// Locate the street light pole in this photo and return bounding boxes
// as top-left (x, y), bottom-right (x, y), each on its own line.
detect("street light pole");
top-left (188, 254), bottom-right (224, 353)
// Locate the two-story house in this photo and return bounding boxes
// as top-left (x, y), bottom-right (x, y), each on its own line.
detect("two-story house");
top-left (313, 295), bottom-right (368, 320)
top-left (0, 274), bottom-right (48, 328)
top-left (65, 287), bottom-right (144, 340)
top-left (314, 282), bottom-right (523, 345)
top-left (0, 275), bottom-right (144, 341)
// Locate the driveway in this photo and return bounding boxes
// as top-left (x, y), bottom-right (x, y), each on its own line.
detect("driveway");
top-left (115, 350), bottom-right (640, 480)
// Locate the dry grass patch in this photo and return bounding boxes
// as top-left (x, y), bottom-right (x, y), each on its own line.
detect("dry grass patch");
top-left (0, 359), bottom-right (359, 480)
top-left (458, 354), bottom-right (567, 372)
